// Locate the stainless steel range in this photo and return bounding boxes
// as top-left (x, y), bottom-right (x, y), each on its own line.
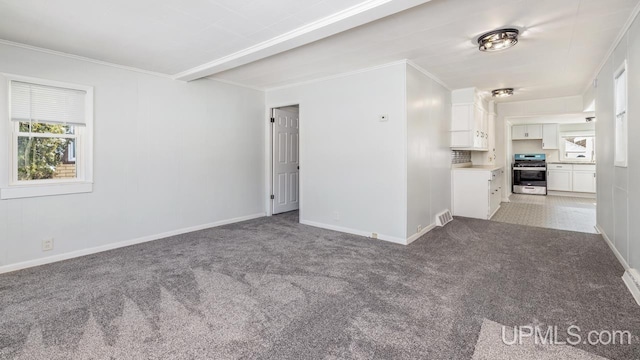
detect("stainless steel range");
top-left (513, 154), bottom-right (547, 195)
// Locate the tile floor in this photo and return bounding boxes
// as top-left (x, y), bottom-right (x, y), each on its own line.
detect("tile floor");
top-left (491, 194), bottom-right (597, 233)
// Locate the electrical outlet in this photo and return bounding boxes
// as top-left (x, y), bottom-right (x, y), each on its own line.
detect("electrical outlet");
top-left (333, 211), bottom-right (340, 221)
top-left (417, 225), bottom-right (423, 233)
top-left (42, 238), bottom-right (54, 251)
top-left (371, 233), bottom-right (378, 239)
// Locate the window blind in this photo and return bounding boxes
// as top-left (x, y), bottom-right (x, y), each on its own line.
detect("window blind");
top-left (11, 81), bottom-right (87, 125)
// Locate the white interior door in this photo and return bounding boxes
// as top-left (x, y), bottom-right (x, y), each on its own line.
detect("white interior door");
top-left (272, 108), bottom-right (299, 214)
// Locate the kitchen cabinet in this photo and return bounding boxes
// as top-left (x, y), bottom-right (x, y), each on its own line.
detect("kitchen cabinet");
top-left (512, 124), bottom-right (543, 140)
top-left (542, 124), bottom-right (559, 149)
top-left (547, 169), bottom-right (572, 191)
top-left (572, 165), bottom-right (596, 193)
top-left (547, 164), bottom-right (596, 193)
top-left (451, 167), bottom-right (504, 220)
top-left (451, 88), bottom-right (489, 151)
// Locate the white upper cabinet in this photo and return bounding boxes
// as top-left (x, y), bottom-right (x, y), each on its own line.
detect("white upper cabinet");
top-left (451, 88), bottom-right (489, 151)
top-left (512, 125), bottom-right (527, 140)
top-left (527, 124), bottom-right (543, 139)
top-left (542, 124), bottom-right (559, 149)
top-left (512, 124), bottom-right (550, 141)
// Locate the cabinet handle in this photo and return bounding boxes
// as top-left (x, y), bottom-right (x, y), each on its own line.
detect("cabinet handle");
top-left (594, 173), bottom-right (596, 178)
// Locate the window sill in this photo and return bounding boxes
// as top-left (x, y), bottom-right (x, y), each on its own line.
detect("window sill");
top-left (0, 182), bottom-right (93, 200)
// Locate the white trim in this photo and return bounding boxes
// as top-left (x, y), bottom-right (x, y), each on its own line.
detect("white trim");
top-left (547, 190), bottom-right (596, 199)
top-left (1, 73), bottom-right (94, 197)
top-left (401, 61), bottom-right (408, 244)
top-left (614, 60), bottom-right (628, 168)
top-left (174, 0), bottom-right (432, 81)
top-left (596, 224), bottom-right (628, 270)
top-left (300, 220), bottom-right (407, 245)
top-left (0, 39), bottom-right (173, 80)
top-left (597, 224), bottom-right (640, 306)
top-left (202, 77), bottom-right (264, 92)
top-left (406, 223), bottom-right (436, 245)
top-left (0, 213), bottom-right (266, 274)
top-left (584, 1), bottom-right (640, 93)
top-left (1, 182), bottom-right (92, 199)
top-left (265, 60), bottom-right (408, 92)
top-left (406, 60), bottom-right (451, 90)
top-left (622, 270), bottom-right (640, 306)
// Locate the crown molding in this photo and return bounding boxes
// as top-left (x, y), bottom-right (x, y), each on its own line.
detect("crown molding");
top-left (264, 59), bottom-right (408, 92)
top-left (583, 1), bottom-right (640, 93)
top-left (0, 39), bottom-right (174, 80)
top-left (406, 60), bottom-right (450, 90)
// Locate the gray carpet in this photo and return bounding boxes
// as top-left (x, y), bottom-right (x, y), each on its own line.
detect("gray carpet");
top-left (1, 212), bottom-right (639, 359)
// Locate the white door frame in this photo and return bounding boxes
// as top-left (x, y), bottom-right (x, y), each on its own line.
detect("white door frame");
top-left (265, 102), bottom-right (302, 219)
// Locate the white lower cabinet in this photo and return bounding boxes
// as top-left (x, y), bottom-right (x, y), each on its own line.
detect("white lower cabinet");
top-left (547, 164), bottom-right (596, 193)
top-left (572, 165), bottom-right (597, 193)
top-left (452, 167), bottom-right (504, 220)
top-left (547, 170), bottom-right (572, 192)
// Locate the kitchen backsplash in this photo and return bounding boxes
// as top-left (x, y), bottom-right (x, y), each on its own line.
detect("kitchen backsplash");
top-left (451, 150), bottom-right (472, 164)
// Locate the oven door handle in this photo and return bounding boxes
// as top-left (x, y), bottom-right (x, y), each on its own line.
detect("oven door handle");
top-left (513, 167), bottom-right (547, 171)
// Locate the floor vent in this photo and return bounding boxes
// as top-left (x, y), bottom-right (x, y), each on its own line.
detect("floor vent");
top-left (436, 210), bottom-right (453, 227)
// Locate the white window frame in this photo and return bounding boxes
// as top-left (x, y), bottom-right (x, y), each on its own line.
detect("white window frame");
top-left (1, 74), bottom-right (94, 199)
top-left (614, 61), bottom-right (628, 168)
top-left (560, 132), bottom-right (596, 163)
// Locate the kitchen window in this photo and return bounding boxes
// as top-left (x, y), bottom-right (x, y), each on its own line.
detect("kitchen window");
top-left (1, 75), bottom-right (93, 199)
top-left (561, 134), bottom-right (595, 162)
top-left (614, 61), bottom-right (627, 167)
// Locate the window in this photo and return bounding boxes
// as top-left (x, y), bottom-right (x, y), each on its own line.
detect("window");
top-left (614, 62), bottom-right (627, 167)
top-left (1, 75), bottom-right (93, 199)
top-left (561, 134), bottom-right (595, 162)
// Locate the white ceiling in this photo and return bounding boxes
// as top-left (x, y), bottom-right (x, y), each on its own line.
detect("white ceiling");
top-left (0, 0), bottom-right (638, 101)
top-left (212, 0), bottom-right (640, 101)
top-left (0, 0), bottom-right (391, 74)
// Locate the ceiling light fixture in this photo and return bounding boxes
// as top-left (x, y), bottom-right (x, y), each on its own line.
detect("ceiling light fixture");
top-left (492, 88), bottom-right (514, 98)
top-left (477, 28), bottom-right (519, 52)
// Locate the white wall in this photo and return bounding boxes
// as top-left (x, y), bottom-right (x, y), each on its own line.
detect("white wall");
top-left (594, 14), bottom-right (640, 273)
top-left (266, 63), bottom-right (408, 243)
top-left (0, 43), bottom-right (266, 271)
top-left (511, 140), bottom-right (560, 162)
top-left (405, 64), bottom-right (451, 239)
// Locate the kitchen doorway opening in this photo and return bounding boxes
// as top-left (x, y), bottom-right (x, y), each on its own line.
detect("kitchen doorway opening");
top-left (497, 113), bottom-right (597, 233)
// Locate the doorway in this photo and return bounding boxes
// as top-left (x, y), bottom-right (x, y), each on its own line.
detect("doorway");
top-left (496, 114), bottom-right (597, 233)
top-left (270, 105), bottom-right (299, 215)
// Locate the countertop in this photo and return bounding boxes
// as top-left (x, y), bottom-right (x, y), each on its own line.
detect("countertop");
top-left (547, 162), bottom-right (597, 165)
top-left (451, 164), bottom-right (504, 171)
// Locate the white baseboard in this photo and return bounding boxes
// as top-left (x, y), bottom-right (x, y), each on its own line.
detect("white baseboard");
top-left (300, 220), bottom-right (407, 245)
top-left (596, 224), bottom-right (630, 271)
top-left (547, 190), bottom-right (596, 199)
top-left (596, 224), bottom-right (640, 307)
top-left (0, 213), bottom-right (266, 275)
top-left (622, 270), bottom-right (640, 306)
top-left (406, 223), bottom-right (436, 245)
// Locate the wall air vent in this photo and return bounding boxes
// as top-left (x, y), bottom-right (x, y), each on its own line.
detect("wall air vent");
top-left (436, 210), bottom-right (453, 227)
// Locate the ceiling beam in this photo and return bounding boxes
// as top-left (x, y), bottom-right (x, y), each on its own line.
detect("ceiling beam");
top-left (173, 0), bottom-right (432, 81)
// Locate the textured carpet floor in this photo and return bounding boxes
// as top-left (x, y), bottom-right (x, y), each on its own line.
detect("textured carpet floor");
top-left (1, 212), bottom-right (639, 359)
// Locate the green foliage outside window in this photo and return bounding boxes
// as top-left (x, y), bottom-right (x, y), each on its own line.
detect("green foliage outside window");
top-left (18, 122), bottom-right (72, 180)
